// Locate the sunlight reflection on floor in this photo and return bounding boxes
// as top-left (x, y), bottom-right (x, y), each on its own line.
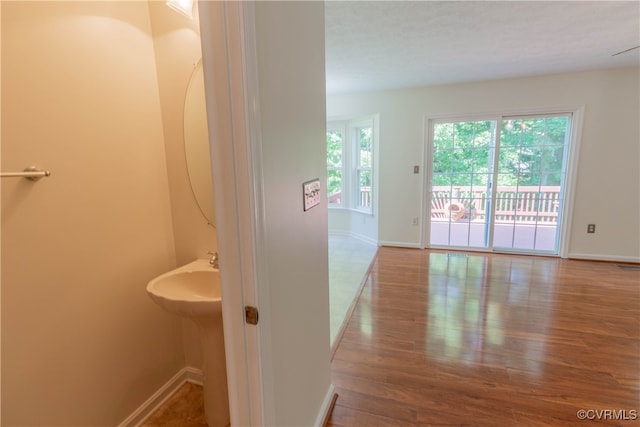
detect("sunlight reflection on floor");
top-left (328, 234), bottom-right (377, 346)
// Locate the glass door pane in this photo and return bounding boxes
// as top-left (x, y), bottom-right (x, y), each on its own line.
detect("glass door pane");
top-left (430, 120), bottom-right (497, 248)
top-left (492, 116), bottom-right (571, 253)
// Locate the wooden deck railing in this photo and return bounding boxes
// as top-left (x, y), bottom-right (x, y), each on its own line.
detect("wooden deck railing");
top-left (360, 186), bottom-right (371, 208)
top-left (431, 186), bottom-right (561, 224)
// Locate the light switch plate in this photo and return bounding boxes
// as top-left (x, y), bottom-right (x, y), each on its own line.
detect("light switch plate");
top-left (303, 179), bottom-right (321, 211)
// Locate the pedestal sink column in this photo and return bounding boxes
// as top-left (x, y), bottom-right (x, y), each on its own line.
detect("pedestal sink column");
top-left (145, 260), bottom-right (230, 427)
top-left (195, 316), bottom-right (230, 427)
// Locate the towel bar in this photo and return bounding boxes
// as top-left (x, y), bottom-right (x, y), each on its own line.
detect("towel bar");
top-left (0, 166), bottom-right (51, 181)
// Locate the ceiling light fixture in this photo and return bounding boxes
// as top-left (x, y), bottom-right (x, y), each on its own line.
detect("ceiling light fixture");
top-left (166, 0), bottom-right (193, 18)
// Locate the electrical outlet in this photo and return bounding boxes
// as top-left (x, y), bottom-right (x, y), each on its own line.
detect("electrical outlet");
top-left (412, 217), bottom-right (419, 225)
top-left (587, 224), bottom-right (596, 233)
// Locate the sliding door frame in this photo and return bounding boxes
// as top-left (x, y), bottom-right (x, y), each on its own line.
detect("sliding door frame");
top-left (422, 106), bottom-right (584, 258)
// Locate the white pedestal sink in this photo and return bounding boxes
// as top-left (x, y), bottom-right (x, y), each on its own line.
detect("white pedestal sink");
top-left (146, 259), bottom-right (229, 427)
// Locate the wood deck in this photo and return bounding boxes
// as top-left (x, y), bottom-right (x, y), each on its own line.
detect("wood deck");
top-left (327, 247), bottom-right (639, 426)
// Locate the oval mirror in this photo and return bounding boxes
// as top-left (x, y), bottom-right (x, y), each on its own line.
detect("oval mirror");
top-left (184, 61), bottom-right (215, 226)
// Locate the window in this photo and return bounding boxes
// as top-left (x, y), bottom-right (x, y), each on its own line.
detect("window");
top-left (326, 118), bottom-right (374, 213)
top-left (326, 126), bottom-right (344, 205)
top-left (355, 124), bottom-right (372, 210)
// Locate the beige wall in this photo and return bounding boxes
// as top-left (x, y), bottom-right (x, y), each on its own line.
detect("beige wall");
top-left (147, 0), bottom-right (216, 374)
top-left (328, 68), bottom-right (640, 261)
top-left (147, 1), bottom-right (217, 267)
top-left (1, 1), bottom-right (196, 424)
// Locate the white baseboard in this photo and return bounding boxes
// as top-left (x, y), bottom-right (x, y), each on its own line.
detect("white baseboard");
top-left (378, 240), bottom-right (422, 249)
top-left (183, 366), bottom-right (204, 385)
top-left (350, 232), bottom-right (378, 246)
top-left (567, 253), bottom-right (640, 263)
top-left (118, 366), bottom-right (204, 427)
top-left (314, 384), bottom-right (336, 427)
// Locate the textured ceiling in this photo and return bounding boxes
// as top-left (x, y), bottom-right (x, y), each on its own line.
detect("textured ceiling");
top-left (325, 1), bottom-right (640, 95)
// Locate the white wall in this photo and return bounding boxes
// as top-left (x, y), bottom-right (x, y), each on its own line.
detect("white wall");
top-left (1, 2), bottom-right (184, 425)
top-left (328, 68), bottom-right (640, 261)
top-left (329, 209), bottom-right (378, 244)
top-left (254, 2), bottom-right (333, 425)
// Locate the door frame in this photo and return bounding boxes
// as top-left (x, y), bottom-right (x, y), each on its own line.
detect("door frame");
top-left (199, 2), bottom-right (268, 425)
top-left (421, 106), bottom-right (584, 258)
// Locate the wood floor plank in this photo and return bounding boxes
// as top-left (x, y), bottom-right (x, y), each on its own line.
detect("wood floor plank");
top-left (331, 388), bottom-right (418, 423)
top-left (328, 404), bottom-right (417, 427)
top-left (328, 248), bottom-right (640, 426)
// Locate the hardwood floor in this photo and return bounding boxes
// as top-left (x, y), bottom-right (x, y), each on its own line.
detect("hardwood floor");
top-left (327, 247), bottom-right (640, 426)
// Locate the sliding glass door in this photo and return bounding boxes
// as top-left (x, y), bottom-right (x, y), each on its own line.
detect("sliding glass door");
top-left (429, 120), bottom-right (496, 249)
top-left (428, 114), bottom-right (571, 255)
top-left (492, 116), bottom-right (570, 252)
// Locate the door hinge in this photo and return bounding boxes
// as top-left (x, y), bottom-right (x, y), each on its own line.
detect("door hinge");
top-left (245, 305), bottom-right (259, 325)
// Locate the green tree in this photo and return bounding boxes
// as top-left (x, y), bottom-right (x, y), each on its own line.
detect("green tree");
top-left (327, 130), bottom-right (343, 197)
top-left (357, 127), bottom-right (372, 188)
top-left (499, 117), bottom-right (568, 186)
top-left (433, 117), bottom-right (569, 187)
top-left (432, 121), bottom-right (493, 187)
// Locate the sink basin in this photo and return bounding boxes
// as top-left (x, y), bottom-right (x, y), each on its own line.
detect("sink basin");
top-left (146, 258), bottom-right (230, 427)
top-left (146, 259), bottom-right (221, 318)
